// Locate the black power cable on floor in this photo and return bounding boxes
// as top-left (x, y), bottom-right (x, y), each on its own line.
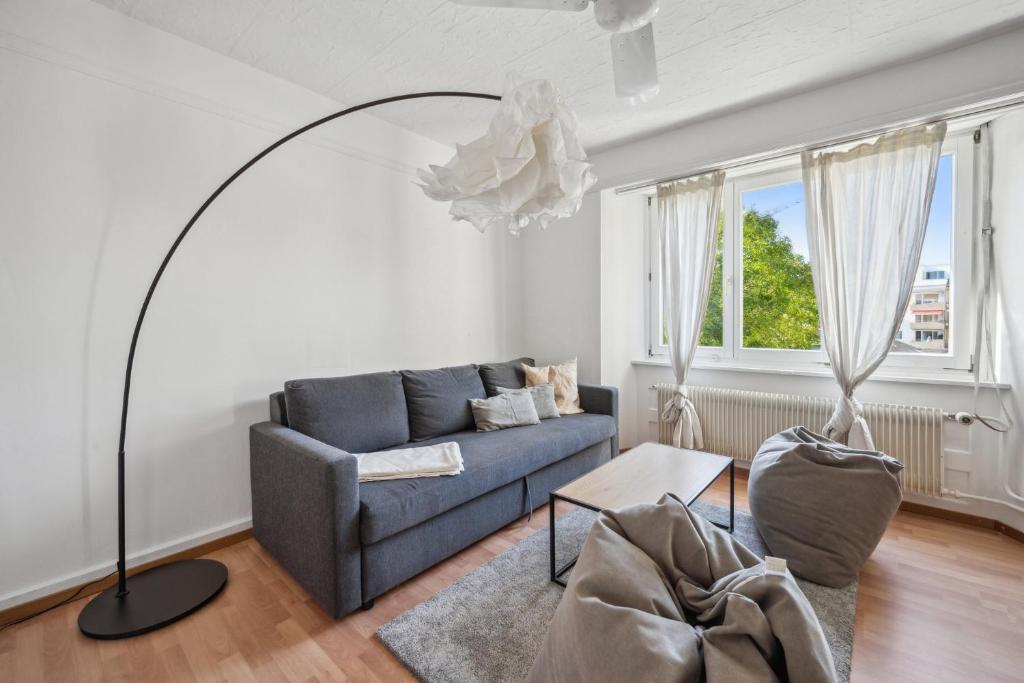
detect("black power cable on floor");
top-left (0, 569), bottom-right (117, 633)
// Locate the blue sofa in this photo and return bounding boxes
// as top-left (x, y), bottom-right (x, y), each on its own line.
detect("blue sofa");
top-left (249, 358), bottom-right (619, 618)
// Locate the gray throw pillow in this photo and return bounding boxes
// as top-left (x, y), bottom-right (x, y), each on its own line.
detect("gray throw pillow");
top-left (478, 357), bottom-right (535, 396)
top-left (469, 392), bottom-right (540, 432)
top-left (748, 426), bottom-right (904, 588)
top-left (497, 384), bottom-right (560, 420)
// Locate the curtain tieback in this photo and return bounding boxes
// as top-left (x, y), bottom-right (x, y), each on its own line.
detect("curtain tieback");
top-left (661, 385), bottom-right (704, 450)
top-left (825, 394), bottom-right (875, 451)
top-left (660, 385), bottom-right (689, 423)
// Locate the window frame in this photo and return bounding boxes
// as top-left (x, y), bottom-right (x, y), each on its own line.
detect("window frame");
top-left (645, 132), bottom-right (975, 373)
top-left (730, 165), bottom-right (821, 366)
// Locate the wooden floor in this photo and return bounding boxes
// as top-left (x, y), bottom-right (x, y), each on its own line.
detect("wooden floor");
top-left (3, 476), bottom-right (1024, 682)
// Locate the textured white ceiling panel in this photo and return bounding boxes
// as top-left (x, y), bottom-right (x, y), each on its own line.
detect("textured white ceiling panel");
top-left (93, 0), bottom-right (1024, 151)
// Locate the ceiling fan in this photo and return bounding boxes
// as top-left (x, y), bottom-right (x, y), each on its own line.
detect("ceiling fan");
top-left (452, 0), bottom-right (660, 103)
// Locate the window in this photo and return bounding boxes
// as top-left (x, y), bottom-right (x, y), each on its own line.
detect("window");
top-left (646, 133), bottom-right (974, 371)
top-left (699, 219), bottom-right (725, 347)
top-left (897, 150), bottom-right (958, 356)
top-left (739, 179), bottom-right (819, 352)
top-left (653, 216), bottom-right (724, 348)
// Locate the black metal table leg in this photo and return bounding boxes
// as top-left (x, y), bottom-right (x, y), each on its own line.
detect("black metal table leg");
top-left (701, 458), bottom-right (735, 535)
top-left (729, 460), bottom-right (735, 533)
top-left (549, 492), bottom-right (556, 583)
top-left (549, 493), bottom-right (585, 587)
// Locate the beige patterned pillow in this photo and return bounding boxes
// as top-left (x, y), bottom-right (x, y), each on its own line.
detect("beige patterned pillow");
top-left (522, 363), bottom-right (551, 387)
top-left (522, 359), bottom-right (584, 415)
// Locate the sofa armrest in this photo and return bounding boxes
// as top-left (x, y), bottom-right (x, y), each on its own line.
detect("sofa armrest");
top-left (578, 383), bottom-right (620, 455)
top-left (249, 422), bottom-right (362, 617)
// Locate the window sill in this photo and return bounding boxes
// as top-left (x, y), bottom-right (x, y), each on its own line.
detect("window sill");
top-left (631, 357), bottom-right (1010, 390)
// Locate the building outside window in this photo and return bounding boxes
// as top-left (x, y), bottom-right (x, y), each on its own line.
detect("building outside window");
top-left (896, 263), bottom-right (950, 352)
top-left (915, 330), bottom-right (945, 342)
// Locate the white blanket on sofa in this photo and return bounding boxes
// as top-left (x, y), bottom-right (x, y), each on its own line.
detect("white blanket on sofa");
top-left (355, 442), bottom-right (464, 482)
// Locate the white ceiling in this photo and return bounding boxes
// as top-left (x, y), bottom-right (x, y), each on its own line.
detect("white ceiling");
top-left (94, 0), bottom-right (1024, 152)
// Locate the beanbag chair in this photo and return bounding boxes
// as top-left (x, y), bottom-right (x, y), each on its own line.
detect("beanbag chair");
top-left (748, 426), bottom-right (903, 588)
top-left (528, 495), bottom-right (837, 683)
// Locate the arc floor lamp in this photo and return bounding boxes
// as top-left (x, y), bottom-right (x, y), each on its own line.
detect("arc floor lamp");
top-left (77, 91), bottom-right (502, 639)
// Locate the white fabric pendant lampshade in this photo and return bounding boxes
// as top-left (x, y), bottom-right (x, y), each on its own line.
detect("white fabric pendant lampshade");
top-left (417, 79), bottom-right (597, 235)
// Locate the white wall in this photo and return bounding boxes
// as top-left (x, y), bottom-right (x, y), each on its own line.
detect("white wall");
top-left (991, 111), bottom-right (1024, 501)
top-left (599, 191), bottom-right (647, 449)
top-left (517, 194), bottom-right (602, 383)
top-left (528, 26), bottom-right (1024, 528)
top-left (0, 0), bottom-right (522, 609)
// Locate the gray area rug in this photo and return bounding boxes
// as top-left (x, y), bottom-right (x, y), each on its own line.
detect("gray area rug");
top-left (378, 503), bottom-right (857, 683)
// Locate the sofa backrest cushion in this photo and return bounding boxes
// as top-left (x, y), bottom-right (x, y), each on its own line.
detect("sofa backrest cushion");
top-left (284, 372), bottom-right (409, 453)
top-left (478, 357), bottom-right (535, 396)
top-left (269, 391), bottom-right (288, 426)
top-left (402, 364), bottom-right (486, 441)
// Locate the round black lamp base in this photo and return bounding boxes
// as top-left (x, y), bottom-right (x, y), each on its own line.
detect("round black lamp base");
top-left (78, 559), bottom-right (227, 640)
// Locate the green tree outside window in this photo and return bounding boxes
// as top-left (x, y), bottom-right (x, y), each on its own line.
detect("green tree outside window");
top-left (698, 216), bottom-right (724, 347)
top-left (741, 209), bottom-right (819, 349)
top-left (664, 209), bottom-right (819, 350)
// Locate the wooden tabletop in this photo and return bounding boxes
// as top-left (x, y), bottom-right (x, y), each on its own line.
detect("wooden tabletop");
top-left (554, 442), bottom-right (732, 511)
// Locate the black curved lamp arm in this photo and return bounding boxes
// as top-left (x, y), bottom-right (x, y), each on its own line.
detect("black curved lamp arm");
top-left (114, 91), bottom-right (501, 594)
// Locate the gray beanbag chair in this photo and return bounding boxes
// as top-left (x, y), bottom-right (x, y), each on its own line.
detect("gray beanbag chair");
top-left (529, 495), bottom-right (837, 683)
top-left (749, 426), bottom-right (904, 588)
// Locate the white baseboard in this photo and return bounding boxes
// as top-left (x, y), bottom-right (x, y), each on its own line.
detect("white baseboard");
top-left (0, 517), bottom-right (253, 612)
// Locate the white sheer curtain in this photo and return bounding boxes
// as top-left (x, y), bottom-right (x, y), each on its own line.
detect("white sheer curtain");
top-left (802, 123), bottom-right (946, 449)
top-left (658, 171), bottom-right (725, 449)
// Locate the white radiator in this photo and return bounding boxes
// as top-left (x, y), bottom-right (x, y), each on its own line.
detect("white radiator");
top-left (655, 383), bottom-right (944, 496)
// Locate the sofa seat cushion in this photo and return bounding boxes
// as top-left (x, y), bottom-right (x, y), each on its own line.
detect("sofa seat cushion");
top-left (359, 413), bottom-right (616, 544)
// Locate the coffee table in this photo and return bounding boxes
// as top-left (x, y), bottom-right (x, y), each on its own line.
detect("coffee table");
top-left (549, 442), bottom-right (734, 586)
